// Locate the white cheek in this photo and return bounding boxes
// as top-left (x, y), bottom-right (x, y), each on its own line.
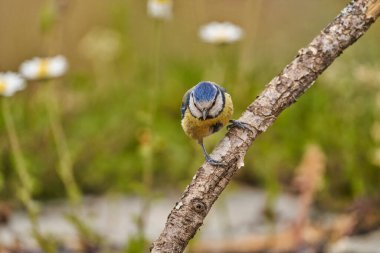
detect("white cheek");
top-left (209, 93), bottom-right (223, 117)
top-left (189, 97), bottom-right (203, 118)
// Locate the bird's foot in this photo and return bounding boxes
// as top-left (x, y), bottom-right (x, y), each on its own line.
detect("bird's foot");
top-left (227, 120), bottom-right (253, 133)
top-left (205, 155), bottom-right (226, 167)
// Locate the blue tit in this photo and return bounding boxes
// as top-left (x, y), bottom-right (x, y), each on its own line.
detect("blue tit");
top-left (181, 81), bottom-right (248, 166)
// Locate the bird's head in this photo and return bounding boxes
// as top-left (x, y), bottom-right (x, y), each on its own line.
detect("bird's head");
top-left (189, 81), bottom-right (225, 120)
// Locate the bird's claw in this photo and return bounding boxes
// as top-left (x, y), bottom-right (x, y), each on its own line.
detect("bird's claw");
top-left (205, 156), bottom-right (226, 167)
top-left (227, 120), bottom-right (253, 133)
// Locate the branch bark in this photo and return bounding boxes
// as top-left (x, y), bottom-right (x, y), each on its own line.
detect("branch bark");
top-left (151, 1), bottom-right (380, 252)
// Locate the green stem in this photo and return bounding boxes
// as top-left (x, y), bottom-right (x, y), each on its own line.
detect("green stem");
top-left (2, 99), bottom-right (55, 253)
top-left (44, 85), bottom-right (82, 205)
top-left (216, 45), bottom-right (228, 85)
top-left (142, 21), bottom-right (163, 191)
top-left (2, 99), bottom-right (33, 192)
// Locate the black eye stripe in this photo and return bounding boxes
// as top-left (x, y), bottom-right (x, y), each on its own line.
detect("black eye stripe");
top-left (192, 94), bottom-right (202, 112)
top-left (209, 89), bottom-right (225, 117)
top-left (213, 85), bottom-right (219, 100)
top-left (209, 89), bottom-right (220, 109)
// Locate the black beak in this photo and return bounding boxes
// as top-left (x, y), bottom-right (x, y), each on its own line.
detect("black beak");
top-left (202, 110), bottom-right (208, 120)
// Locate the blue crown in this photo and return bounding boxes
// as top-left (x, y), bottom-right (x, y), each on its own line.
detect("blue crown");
top-left (193, 82), bottom-right (217, 102)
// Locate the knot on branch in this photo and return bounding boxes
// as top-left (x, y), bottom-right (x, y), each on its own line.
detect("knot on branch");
top-left (191, 198), bottom-right (207, 214)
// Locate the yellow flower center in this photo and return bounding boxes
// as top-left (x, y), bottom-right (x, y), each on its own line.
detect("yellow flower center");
top-left (216, 30), bottom-right (228, 43)
top-left (38, 59), bottom-right (49, 78)
top-left (0, 81), bottom-right (5, 94)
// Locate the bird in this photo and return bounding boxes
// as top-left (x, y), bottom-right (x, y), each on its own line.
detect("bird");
top-left (181, 81), bottom-right (249, 166)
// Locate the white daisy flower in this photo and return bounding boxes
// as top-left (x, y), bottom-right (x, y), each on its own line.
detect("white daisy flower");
top-left (19, 55), bottom-right (69, 80)
top-left (147, 0), bottom-right (173, 20)
top-left (199, 22), bottom-right (244, 45)
top-left (0, 72), bottom-right (26, 97)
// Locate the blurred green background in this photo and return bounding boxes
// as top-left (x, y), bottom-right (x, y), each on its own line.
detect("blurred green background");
top-left (0, 0), bottom-right (379, 211)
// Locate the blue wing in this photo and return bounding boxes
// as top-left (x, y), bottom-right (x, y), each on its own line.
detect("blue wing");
top-left (181, 89), bottom-right (192, 119)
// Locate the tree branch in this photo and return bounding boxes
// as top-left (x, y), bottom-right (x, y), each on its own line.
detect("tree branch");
top-left (150, 0), bottom-right (380, 252)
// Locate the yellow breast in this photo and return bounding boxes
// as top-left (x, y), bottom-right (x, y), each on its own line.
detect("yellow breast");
top-left (181, 93), bottom-right (233, 141)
